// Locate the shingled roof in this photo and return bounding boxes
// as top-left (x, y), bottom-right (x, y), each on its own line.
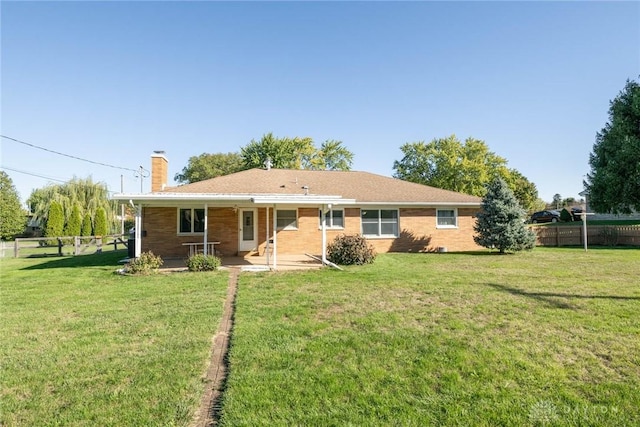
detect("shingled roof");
top-left (160, 168), bottom-right (481, 205)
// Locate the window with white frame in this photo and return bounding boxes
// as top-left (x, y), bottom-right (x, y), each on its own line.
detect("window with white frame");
top-left (178, 208), bottom-right (205, 234)
top-left (436, 209), bottom-right (457, 228)
top-left (318, 208), bottom-right (344, 228)
top-left (277, 209), bottom-right (298, 230)
top-left (361, 209), bottom-right (398, 237)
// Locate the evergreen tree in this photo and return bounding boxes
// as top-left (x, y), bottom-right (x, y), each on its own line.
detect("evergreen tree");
top-left (44, 201), bottom-right (64, 238)
top-left (0, 171), bottom-right (26, 240)
top-left (81, 213), bottom-right (93, 237)
top-left (64, 204), bottom-right (82, 237)
top-left (94, 207), bottom-right (108, 237)
top-left (474, 178), bottom-right (536, 254)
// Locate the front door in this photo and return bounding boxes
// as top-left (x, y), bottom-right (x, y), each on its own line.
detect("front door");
top-left (239, 209), bottom-right (257, 252)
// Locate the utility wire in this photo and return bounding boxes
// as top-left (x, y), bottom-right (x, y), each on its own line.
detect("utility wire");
top-left (1, 165), bottom-right (69, 184)
top-left (1, 134), bottom-right (142, 173)
top-left (1, 165), bottom-right (120, 194)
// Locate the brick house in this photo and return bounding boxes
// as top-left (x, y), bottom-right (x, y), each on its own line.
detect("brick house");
top-left (113, 153), bottom-right (483, 266)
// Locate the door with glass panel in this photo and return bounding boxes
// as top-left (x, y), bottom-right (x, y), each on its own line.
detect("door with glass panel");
top-left (239, 209), bottom-right (257, 251)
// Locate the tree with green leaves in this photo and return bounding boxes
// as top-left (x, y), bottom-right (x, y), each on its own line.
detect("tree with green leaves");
top-left (392, 135), bottom-right (539, 211)
top-left (0, 171), bottom-right (26, 240)
top-left (94, 207), bottom-right (108, 237)
top-left (307, 140), bottom-right (354, 170)
top-left (474, 178), bottom-right (536, 254)
top-left (241, 133), bottom-right (316, 169)
top-left (552, 194), bottom-right (562, 209)
top-left (44, 200), bottom-right (64, 238)
top-left (587, 78), bottom-right (640, 214)
top-left (64, 204), bottom-right (82, 237)
top-left (81, 212), bottom-right (93, 237)
top-left (27, 177), bottom-right (117, 232)
top-left (174, 152), bottom-right (246, 184)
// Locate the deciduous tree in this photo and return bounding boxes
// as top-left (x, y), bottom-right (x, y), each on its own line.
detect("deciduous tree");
top-left (474, 178), bottom-right (536, 254)
top-left (392, 135), bottom-right (538, 210)
top-left (587, 78), bottom-right (640, 213)
top-left (0, 171), bottom-right (26, 240)
top-left (174, 152), bottom-right (246, 184)
top-left (241, 133), bottom-right (316, 169)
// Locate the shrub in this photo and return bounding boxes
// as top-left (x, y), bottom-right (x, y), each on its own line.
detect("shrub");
top-left (127, 251), bottom-right (163, 275)
top-left (327, 234), bottom-right (376, 266)
top-left (560, 208), bottom-right (573, 222)
top-left (186, 254), bottom-right (221, 272)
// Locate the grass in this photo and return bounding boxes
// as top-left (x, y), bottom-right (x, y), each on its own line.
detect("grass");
top-left (1, 250), bottom-right (228, 426)
top-left (220, 248), bottom-right (640, 426)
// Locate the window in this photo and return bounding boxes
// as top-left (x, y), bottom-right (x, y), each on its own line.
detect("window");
top-left (277, 209), bottom-right (297, 230)
top-left (179, 208), bottom-right (205, 234)
top-left (361, 209), bottom-right (398, 237)
top-left (437, 209), bottom-right (457, 228)
top-left (319, 208), bottom-right (344, 228)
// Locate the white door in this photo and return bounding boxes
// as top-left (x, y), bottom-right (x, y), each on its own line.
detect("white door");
top-left (239, 209), bottom-right (257, 252)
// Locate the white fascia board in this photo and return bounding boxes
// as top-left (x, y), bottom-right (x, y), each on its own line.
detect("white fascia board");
top-left (111, 193), bottom-right (254, 203)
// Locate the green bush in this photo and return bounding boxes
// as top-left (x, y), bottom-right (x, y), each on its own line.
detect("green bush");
top-left (186, 254), bottom-right (221, 272)
top-left (327, 234), bottom-right (376, 266)
top-left (560, 208), bottom-right (573, 222)
top-left (127, 251), bottom-right (163, 275)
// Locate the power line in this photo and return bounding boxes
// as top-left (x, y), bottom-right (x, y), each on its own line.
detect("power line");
top-left (1, 134), bottom-right (142, 173)
top-left (1, 165), bottom-right (120, 194)
top-left (1, 165), bottom-right (68, 184)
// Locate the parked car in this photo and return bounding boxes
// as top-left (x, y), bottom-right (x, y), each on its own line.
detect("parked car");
top-left (530, 210), bottom-right (561, 223)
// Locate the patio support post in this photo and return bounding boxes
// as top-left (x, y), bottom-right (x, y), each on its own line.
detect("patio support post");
top-left (134, 203), bottom-right (142, 258)
top-left (203, 203), bottom-right (208, 255)
top-left (321, 204), bottom-right (327, 263)
top-left (266, 206), bottom-right (270, 266)
top-left (272, 204), bottom-right (277, 270)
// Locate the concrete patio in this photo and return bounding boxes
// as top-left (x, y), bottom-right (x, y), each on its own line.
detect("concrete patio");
top-left (161, 254), bottom-right (325, 272)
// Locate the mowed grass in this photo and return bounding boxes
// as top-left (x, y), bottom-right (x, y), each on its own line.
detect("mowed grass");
top-left (221, 248), bottom-right (640, 426)
top-left (1, 251), bottom-right (228, 426)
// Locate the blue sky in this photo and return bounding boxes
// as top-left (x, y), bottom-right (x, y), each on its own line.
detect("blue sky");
top-left (2, 1), bottom-right (639, 206)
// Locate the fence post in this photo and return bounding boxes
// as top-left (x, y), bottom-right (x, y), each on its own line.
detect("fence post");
top-left (14, 238), bottom-right (19, 258)
top-left (75, 236), bottom-right (80, 256)
top-left (556, 226), bottom-right (560, 247)
top-left (57, 238), bottom-right (63, 256)
top-left (96, 236), bottom-right (102, 254)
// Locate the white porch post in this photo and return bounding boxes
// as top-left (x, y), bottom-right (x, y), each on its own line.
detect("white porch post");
top-left (203, 203), bottom-right (208, 255)
top-left (272, 204), bottom-right (277, 270)
top-left (134, 203), bottom-right (142, 258)
top-left (321, 204), bottom-right (327, 263)
top-left (266, 206), bottom-right (270, 266)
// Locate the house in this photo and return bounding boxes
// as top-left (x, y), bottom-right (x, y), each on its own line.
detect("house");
top-left (113, 152), bottom-right (483, 267)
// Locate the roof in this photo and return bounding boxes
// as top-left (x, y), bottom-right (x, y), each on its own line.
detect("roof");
top-left (154, 168), bottom-right (481, 205)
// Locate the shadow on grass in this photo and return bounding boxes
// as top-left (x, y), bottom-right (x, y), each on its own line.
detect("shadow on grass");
top-left (486, 283), bottom-right (640, 310)
top-left (21, 250), bottom-right (127, 270)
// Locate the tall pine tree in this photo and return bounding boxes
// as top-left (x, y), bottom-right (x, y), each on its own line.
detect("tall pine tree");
top-left (474, 178), bottom-right (536, 254)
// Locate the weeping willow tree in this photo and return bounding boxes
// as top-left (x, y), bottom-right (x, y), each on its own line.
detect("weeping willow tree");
top-left (27, 177), bottom-right (118, 236)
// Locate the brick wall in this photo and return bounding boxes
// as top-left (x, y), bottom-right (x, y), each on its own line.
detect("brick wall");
top-left (141, 205), bottom-right (482, 258)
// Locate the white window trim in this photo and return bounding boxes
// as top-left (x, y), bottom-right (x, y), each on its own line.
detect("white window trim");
top-left (277, 209), bottom-right (298, 230)
top-left (361, 208), bottom-right (399, 238)
top-left (436, 208), bottom-right (458, 229)
top-left (177, 207), bottom-right (205, 235)
top-left (319, 208), bottom-right (345, 229)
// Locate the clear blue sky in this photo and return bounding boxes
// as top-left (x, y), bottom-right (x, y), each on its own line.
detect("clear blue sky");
top-left (2, 1), bottom-right (639, 206)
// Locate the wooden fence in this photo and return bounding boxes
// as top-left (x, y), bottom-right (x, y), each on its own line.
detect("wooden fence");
top-left (533, 225), bottom-right (640, 247)
top-left (11, 234), bottom-right (129, 258)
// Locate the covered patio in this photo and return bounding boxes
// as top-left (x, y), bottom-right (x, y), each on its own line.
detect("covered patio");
top-left (160, 253), bottom-right (325, 272)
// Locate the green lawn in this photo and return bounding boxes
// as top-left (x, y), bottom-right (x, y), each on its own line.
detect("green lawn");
top-left (220, 248), bottom-right (640, 426)
top-left (1, 251), bottom-right (228, 426)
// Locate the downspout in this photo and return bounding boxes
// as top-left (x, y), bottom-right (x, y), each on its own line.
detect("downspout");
top-left (134, 203), bottom-right (142, 258)
top-left (203, 203), bottom-right (208, 255)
